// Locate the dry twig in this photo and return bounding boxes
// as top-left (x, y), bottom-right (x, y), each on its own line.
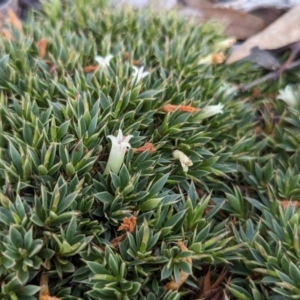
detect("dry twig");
top-left (241, 58), bottom-right (300, 91)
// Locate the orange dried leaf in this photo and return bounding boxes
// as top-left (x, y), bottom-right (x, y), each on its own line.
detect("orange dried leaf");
top-left (160, 104), bottom-right (178, 112)
top-left (39, 274), bottom-right (49, 300)
top-left (178, 241), bottom-right (188, 252)
top-left (164, 241), bottom-right (192, 291)
top-left (7, 9), bottom-right (22, 33)
top-left (118, 216), bottom-right (136, 232)
top-left (160, 104), bottom-right (200, 113)
top-left (109, 216), bottom-right (136, 248)
top-left (133, 142), bottom-right (156, 154)
top-left (37, 39), bottom-right (47, 59)
top-left (212, 52), bottom-right (225, 64)
top-left (281, 200), bottom-right (300, 209)
top-left (39, 274), bottom-right (60, 300)
top-left (83, 65), bottom-right (99, 73)
top-left (1, 29), bottom-right (13, 40)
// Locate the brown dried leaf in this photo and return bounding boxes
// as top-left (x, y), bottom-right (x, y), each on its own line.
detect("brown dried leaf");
top-left (254, 126), bottom-right (263, 135)
top-left (179, 0), bottom-right (266, 40)
top-left (202, 269), bottom-right (212, 294)
top-left (39, 274), bottom-right (60, 300)
top-left (159, 104), bottom-right (200, 113)
top-left (252, 88), bottom-right (261, 98)
top-left (37, 39), bottom-right (47, 59)
top-left (83, 65), bottom-right (99, 73)
top-left (197, 267), bottom-right (227, 299)
top-left (110, 233), bottom-right (127, 248)
top-left (117, 216), bottom-right (136, 232)
top-left (7, 9), bottom-right (23, 33)
top-left (49, 65), bottom-right (58, 75)
top-left (124, 52), bottom-right (130, 60)
top-left (133, 142), bottom-right (156, 154)
top-left (1, 29), bottom-right (13, 40)
top-left (123, 52), bottom-right (140, 65)
top-left (227, 4), bottom-right (300, 63)
top-left (196, 188), bottom-right (205, 198)
top-left (43, 60), bottom-right (58, 75)
top-left (281, 200), bottom-right (300, 209)
top-left (164, 241), bottom-right (192, 291)
top-left (210, 267), bottom-right (227, 290)
top-left (201, 287), bottom-right (224, 300)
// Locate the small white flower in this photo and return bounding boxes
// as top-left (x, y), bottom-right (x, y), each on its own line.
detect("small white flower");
top-left (104, 129), bottom-right (133, 175)
top-left (172, 150), bottom-right (193, 172)
top-left (95, 54), bottom-right (113, 69)
top-left (277, 85), bottom-right (298, 108)
top-left (132, 66), bottom-right (149, 84)
top-left (201, 103), bottom-right (224, 119)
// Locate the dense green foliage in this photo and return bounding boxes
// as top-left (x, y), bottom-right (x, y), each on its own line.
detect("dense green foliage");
top-left (1, 0), bottom-right (300, 299)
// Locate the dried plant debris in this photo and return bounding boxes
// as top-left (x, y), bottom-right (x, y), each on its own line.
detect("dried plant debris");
top-left (281, 200), bottom-right (300, 209)
top-left (37, 39), bottom-right (47, 59)
top-left (160, 104), bottom-right (200, 113)
top-left (110, 216), bottom-right (136, 248)
top-left (39, 274), bottom-right (60, 300)
top-left (164, 241), bottom-right (192, 291)
top-left (132, 142), bottom-right (156, 153)
top-left (83, 65), bottom-right (99, 73)
top-left (178, 0), bottom-right (266, 39)
top-left (7, 8), bottom-right (23, 33)
top-left (227, 3), bottom-right (300, 63)
top-left (196, 268), bottom-right (228, 300)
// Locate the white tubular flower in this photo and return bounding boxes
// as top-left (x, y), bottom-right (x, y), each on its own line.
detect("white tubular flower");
top-left (104, 129), bottom-right (133, 175)
top-left (172, 150), bottom-right (193, 172)
top-left (277, 85), bottom-right (298, 108)
top-left (95, 54), bottom-right (113, 69)
top-left (201, 103), bottom-right (224, 119)
top-left (132, 66), bottom-right (149, 84)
